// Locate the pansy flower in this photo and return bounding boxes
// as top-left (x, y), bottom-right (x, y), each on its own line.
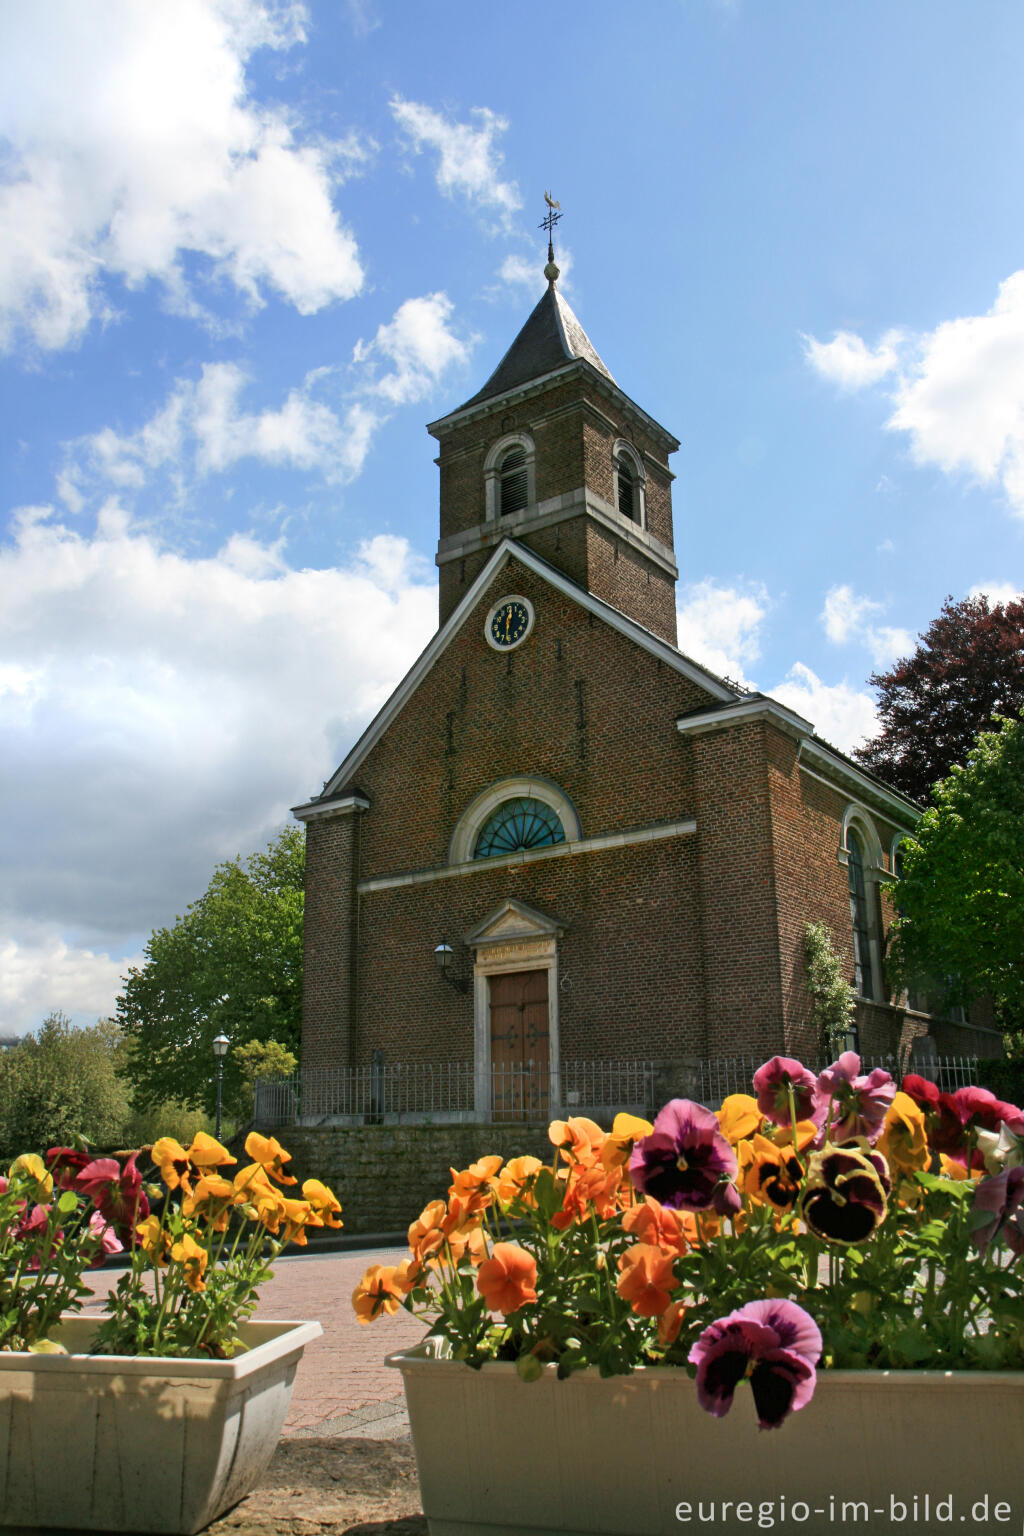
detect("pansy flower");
top-left (752, 1057), bottom-right (823, 1129)
top-left (688, 1299), bottom-right (821, 1429)
top-left (798, 1144), bottom-right (888, 1244)
top-left (616, 1243), bottom-right (676, 1318)
top-left (971, 1166), bottom-right (1024, 1260)
top-left (629, 1100), bottom-right (737, 1212)
top-left (152, 1137), bottom-right (194, 1194)
top-left (9, 1154), bottom-right (53, 1202)
top-left (877, 1092), bottom-right (930, 1179)
top-left (76, 1153), bottom-right (150, 1245)
top-left (716, 1094), bottom-right (762, 1146)
top-left (744, 1134), bottom-right (803, 1212)
top-left (548, 1116), bottom-right (605, 1169)
top-left (302, 1178), bottom-right (343, 1229)
top-left (45, 1147), bottom-right (91, 1192)
top-left (601, 1112), bottom-right (654, 1171)
top-left (243, 1132), bottom-right (295, 1185)
top-left (817, 1053), bottom-right (896, 1145)
top-left (170, 1232), bottom-right (209, 1292)
top-left (353, 1264), bottom-right (404, 1323)
top-left (622, 1195), bottom-right (690, 1256)
top-left (449, 1156), bottom-right (502, 1214)
top-left (495, 1156), bottom-right (543, 1206)
top-left (476, 1242), bottom-right (538, 1314)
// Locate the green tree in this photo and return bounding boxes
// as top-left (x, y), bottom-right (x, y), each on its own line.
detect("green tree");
top-left (0, 1013), bottom-right (132, 1156)
top-left (804, 922), bottom-right (856, 1058)
top-left (887, 713), bottom-right (1024, 1025)
top-left (116, 826), bottom-right (304, 1114)
top-left (231, 1038), bottom-right (298, 1123)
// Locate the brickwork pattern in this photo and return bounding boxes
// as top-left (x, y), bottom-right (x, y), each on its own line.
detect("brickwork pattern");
top-left (303, 814), bottom-right (359, 1066)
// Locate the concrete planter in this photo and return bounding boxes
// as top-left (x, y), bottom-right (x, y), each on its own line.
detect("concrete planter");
top-left (389, 1347), bottom-right (1024, 1536)
top-left (0, 1316), bottom-right (321, 1533)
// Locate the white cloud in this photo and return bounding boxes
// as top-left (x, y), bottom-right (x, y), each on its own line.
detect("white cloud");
top-left (807, 272), bottom-right (1024, 519)
top-left (353, 293), bottom-right (473, 405)
top-left (820, 583), bottom-right (911, 667)
top-left (886, 270), bottom-right (1024, 515)
top-left (968, 581), bottom-right (1022, 606)
top-left (498, 247), bottom-right (573, 294)
top-left (390, 97), bottom-right (521, 227)
top-left (769, 662), bottom-right (878, 756)
top-left (67, 293), bottom-right (473, 501)
top-left (676, 578), bottom-right (770, 686)
top-left (821, 583), bottom-right (881, 645)
top-left (0, 930), bottom-right (141, 1038)
top-left (0, 0), bottom-right (365, 352)
top-left (0, 505), bottom-right (438, 1032)
top-left (803, 329), bottom-right (902, 390)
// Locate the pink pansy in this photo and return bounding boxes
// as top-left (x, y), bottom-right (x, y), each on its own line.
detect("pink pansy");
top-left (752, 1057), bottom-right (824, 1128)
top-left (688, 1299), bottom-right (821, 1429)
top-left (971, 1167), bottom-right (1024, 1261)
top-left (76, 1154), bottom-right (150, 1245)
top-left (817, 1053), bottom-right (896, 1145)
top-left (87, 1210), bottom-right (124, 1264)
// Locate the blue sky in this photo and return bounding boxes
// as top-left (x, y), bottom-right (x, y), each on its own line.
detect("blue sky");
top-left (2, 0), bottom-right (1023, 1035)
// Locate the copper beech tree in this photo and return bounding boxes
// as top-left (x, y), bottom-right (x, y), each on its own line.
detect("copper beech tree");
top-left (856, 593), bottom-right (1024, 804)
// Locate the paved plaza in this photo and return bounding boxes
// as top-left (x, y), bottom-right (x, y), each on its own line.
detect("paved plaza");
top-left (83, 1245), bottom-right (426, 1440)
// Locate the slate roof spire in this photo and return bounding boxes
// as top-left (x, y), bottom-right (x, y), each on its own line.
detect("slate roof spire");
top-left (454, 196), bottom-right (614, 413)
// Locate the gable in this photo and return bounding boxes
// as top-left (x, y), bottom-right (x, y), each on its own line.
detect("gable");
top-left (294, 537), bottom-right (737, 823)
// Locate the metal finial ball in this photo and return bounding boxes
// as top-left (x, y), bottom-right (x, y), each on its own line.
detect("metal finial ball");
top-left (544, 259), bottom-right (560, 283)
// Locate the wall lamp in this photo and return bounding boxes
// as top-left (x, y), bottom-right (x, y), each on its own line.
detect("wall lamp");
top-left (434, 941), bottom-right (470, 994)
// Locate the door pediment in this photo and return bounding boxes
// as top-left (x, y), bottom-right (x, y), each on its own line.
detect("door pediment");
top-left (464, 898), bottom-right (565, 951)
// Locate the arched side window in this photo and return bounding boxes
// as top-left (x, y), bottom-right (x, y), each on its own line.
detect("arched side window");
top-left (846, 831), bottom-right (874, 999)
top-left (840, 808), bottom-right (885, 1002)
top-left (483, 433), bottom-right (536, 521)
top-left (474, 797), bottom-right (564, 858)
top-left (448, 776), bottom-right (581, 865)
top-left (612, 440), bottom-right (646, 527)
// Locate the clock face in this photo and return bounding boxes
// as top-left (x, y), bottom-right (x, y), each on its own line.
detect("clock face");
top-left (486, 595), bottom-right (534, 650)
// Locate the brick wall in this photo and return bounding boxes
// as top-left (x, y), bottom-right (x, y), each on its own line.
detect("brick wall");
top-left (303, 812), bottom-right (360, 1066)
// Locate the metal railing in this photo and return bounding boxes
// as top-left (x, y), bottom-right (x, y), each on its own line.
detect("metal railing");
top-left (254, 1052), bottom-right (982, 1127)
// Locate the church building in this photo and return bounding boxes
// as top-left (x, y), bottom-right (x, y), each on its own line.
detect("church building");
top-left (293, 240), bottom-right (994, 1121)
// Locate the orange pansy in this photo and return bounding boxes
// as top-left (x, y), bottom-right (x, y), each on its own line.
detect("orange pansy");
top-left (302, 1178), bottom-right (343, 1229)
top-left (243, 1132), bottom-right (297, 1185)
top-left (616, 1243), bottom-right (676, 1318)
top-left (476, 1242), bottom-right (538, 1314)
top-left (352, 1264), bottom-right (404, 1323)
top-left (716, 1094), bottom-right (762, 1145)
top-left (622, 1196), bottom-right (689, 1257)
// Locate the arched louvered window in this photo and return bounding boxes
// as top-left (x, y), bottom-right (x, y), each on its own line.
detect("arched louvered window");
top-left (500, 447), bottom-right (529, 516)
top-left (474, 797), bottom-right (566, 859)
top-left (616, 453), bottom-right (637, 521)
top-left (847, 831), bottom-right (874, 999)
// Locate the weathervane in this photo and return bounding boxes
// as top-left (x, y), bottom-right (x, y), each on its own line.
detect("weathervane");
top-left (540, 191), bottom-right (562, 283)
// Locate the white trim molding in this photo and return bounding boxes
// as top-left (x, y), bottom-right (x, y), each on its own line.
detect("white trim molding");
top-left (612, 439), bottom-right (647, 529)
top-left (291, 793), bottom-right (369, 823)
top-left (358, 816), bottom-right (697, 895)
top-left (676, 697), bottom-right (814, 741)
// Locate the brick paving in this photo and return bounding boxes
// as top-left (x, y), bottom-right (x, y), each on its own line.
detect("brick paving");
top-left (82, 1246), bottom-right (426, 1439)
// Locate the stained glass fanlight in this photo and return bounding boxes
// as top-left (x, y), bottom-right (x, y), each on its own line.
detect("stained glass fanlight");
top-left (473, 797), bottom-right (565, 859)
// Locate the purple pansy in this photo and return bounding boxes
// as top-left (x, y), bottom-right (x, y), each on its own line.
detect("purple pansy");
top-left (971, 1166), bottom-right (1024, 1260)
top-left (629, 1100), bottom-right (737, 1212)
top-left (817, 1053), bottom-right (896, 1144)
top-left (752, 1057), bottom-right (824, 1128)
top-left (688, 1299), bottom-right (822, 1429)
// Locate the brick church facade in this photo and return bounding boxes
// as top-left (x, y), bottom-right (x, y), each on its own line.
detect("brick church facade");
top-left (294, 263), bottom-right (998, 1119)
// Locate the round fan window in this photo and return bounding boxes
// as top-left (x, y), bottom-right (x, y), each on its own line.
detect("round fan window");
top-left (473, 797), bottom-right (566, 859)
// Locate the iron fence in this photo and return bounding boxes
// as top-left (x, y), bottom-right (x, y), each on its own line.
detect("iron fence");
top-left (254, 1052), bottom-right (982, 1127)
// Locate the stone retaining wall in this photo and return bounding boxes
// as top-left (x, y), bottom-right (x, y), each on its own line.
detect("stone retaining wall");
top-left (279, 1122), bottom-right (554, 1235)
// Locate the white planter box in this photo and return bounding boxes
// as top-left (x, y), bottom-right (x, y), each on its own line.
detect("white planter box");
top-left (389, 1347), bottom-right (1024, 1536)
top-left (0, 1317), bottom-right (321, 1534)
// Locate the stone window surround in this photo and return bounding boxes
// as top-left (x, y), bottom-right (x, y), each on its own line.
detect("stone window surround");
top-left (612, 438), bottom-right (646, 529)
top-left (483, 432), bottom-right (536, 522)
top-left (448, 775), bottom-right (582, 865)
top-left (838, 805), bottom-right (887, 1004)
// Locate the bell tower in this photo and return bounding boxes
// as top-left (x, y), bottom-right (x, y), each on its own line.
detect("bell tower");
top-left (427, 203), bottom-right (681, 644)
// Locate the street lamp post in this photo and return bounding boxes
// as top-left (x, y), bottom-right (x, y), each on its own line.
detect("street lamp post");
top-left (213, 1033), bottom-right (230, 1139)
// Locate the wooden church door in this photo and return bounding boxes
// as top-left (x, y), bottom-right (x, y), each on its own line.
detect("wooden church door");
top-left (488, 969), bottom-right (550, 1122)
